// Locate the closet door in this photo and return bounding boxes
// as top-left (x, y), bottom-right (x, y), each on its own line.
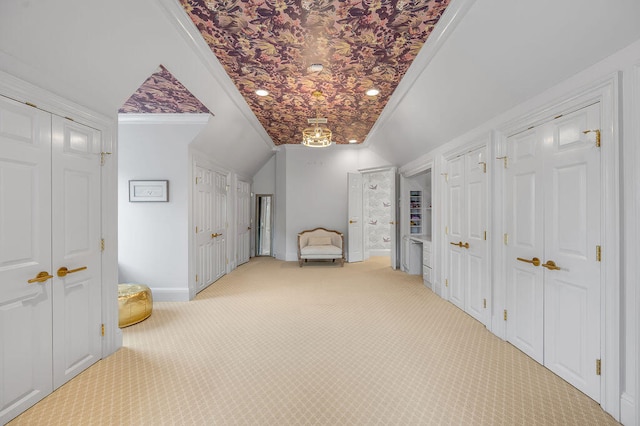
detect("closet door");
top-left (213, 172), bottom-right (227, 280)
top-left (195, 165), bottom-right (215, 292)
top-left (0, 97), bottom-right (53, 423)
top-left (51, 116), bottom-right (102, 389)
top-left (446, 155), bottom-right (465, 309)
top-left (505, 103), bottom-right (602, 401)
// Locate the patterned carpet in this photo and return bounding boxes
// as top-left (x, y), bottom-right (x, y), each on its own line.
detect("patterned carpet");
top-left (10, 257), bottom-right (618, 425)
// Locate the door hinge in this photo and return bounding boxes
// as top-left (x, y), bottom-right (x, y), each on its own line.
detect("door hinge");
top-left (479, 162), bottom-right (487, 173)
top-left (196, 226), bottom-right (198, 233)
top-left (504, 309), bottom-right (508, 321)
top-left (101, 324), bottom-right (105, 336)
top-left (445, 226), bottom-right (448, 235)
top-left (596, 359), bottom-right (601, 376)
top-left (100, 152), bottom-right (112, 166)
top-left (583, 129), bottom-right (601, 148)
top-left (596, 245), bottom-right (601, 262)
top-left (25, 101), bottom-right (38, 109)
top-left (483, 298), bottom-right (487, 309)
top-left (100, 239), bottom-right (105, 252)
top-left (445, 279), bottom-right (448, 287)
top-left (503, 233), bottom-right (509, 245)
top-left (484, 231), bottom-right (487, 241)
top-left (195, 274), bottom-right (198, 283)
top-left (441, 172), bottom-right (448, 182)
top-left (496, 156), bottom-right (508, 168)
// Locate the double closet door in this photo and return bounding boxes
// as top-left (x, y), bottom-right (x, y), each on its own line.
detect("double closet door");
top-left (505, 103), bottom-right (601, 402)
top-left (0, 96), bottom-right (102, 423)
top-left (445, 146), bottom-right (489, 326)
top-left (194, 165), bottom-right (227, 293)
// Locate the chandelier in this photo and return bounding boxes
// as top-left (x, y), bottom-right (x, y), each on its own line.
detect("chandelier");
top-left (301, 91), bottom-right (332, 148)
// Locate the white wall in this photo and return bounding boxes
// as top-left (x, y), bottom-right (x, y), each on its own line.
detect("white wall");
top-left (399, 38), bottom-right (640, 425)
top-left (118, 116), bottom-right (209, 301)
top-left (277, 146), bottom-right (391, 261)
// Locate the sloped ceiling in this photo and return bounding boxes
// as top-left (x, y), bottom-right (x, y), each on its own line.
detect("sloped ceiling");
top-left (119, 65), bottom-right (211, 114)
top-left (179, 0), bottom-right (451, 145)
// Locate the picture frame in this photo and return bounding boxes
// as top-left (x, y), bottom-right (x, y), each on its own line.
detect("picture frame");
top-left (129, 180), bottom-right (169, 202)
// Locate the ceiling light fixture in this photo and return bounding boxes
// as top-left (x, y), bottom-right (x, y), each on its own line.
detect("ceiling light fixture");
top-left (309, 63), bottom-right (324, 73)
top-left (366, 88), bottom-right (380, 96)
top-left (349, 139), bottom-right (358, 144)
top-left (255, 89), bottom-right (269, 96)
top-left (302, 91), bottom-right (332, 148)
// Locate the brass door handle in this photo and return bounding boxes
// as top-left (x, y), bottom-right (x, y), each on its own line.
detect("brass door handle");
top-left (450, 241), bottom-right (470, 249)
top-left (349, 220), bottom-right (356, 224)
top-left (247, 227), bottom-right (251, 230)
top-left (211, 233), bottom-right (219, 238)
top-left (28, 271), bottom-right (54, 284)
top-left (517, 257), bottom-right (541, 267)
top-left (541, 260), bottom-right (561, 270)
top-left (57, 266), bottom-right (87, 277)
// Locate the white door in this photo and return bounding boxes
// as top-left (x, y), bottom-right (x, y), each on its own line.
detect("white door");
top-left (505, 128), bottom-right (545, 363)
top-left (505, 103), bottom-right (602, 400)
top-left (446, 155), bottom-right (465, 310)
top-left (389, 170), bottom-right (398, 269)
top-left (543, 105), bottom-right (601, 401)
top-left (464, 147), bottom-right (488, 325)
top-left (236, 180), bottom-right (250, 266)
top-left (347, 173), bottom-right (363, 262)
top-left (51, 116), bottom-right (102, 389)
top-left (0, 98), bottom-right (53, 423)
top-left (213, 172), bottom-right (227, 280)
top-left (195, 165), bottom-right (215, 292)
top-left (445, 148), bottom-right (489, 325)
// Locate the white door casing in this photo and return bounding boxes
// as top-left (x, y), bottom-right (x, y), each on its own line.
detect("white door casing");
top-left (214, 172), bottom-right (228, 280)
top-left (505, 103), bottom-right (602, 401)
top-left (51, 116), bottom-right (102, 389)
top-left (236, 180), bottom-right (250, 266)
top-left (0, 98), bottom-right (53, 423)
top-left (389, 170), bottom-right (398, 269)
top-left (347, 172), bottom-right (363, 262)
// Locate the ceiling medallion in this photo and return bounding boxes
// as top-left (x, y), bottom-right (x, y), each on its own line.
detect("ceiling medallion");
top-left (302, 91), bottom-right (332, 148)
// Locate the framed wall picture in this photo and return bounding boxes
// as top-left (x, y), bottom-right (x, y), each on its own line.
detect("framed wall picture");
top-left (129, 180), bottom-right (169, 202)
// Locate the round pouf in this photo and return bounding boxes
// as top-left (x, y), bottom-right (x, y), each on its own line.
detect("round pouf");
top-left (118, 284), bottom-right (153, 328)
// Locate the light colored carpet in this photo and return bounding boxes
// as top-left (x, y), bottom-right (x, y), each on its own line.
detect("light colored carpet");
top-left (10, 257), bottom-right (618, 425)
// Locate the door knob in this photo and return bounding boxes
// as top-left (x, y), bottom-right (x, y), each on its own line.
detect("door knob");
top-left (247, 226), bottom-right (251, 230)
top-left (57, 266), bottom-right (87, 277)
top-left (449, 241), bottom-right (470, 249)
top-left (541, 260), bottom-right (561, 270)
top-left (211, 233), bottom-right (218, 238)
top-left (517, 257), bottom-right (541, 267)
top-left (349, 220), bottom-right (357, 224)
top-left (28, 271), bottom-right (53, 284)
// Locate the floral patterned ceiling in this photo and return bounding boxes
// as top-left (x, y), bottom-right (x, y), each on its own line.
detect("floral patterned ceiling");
top-left (180, 0), bottom-right (451, 145)
top-left (119, 65), bottom-right (211, 114)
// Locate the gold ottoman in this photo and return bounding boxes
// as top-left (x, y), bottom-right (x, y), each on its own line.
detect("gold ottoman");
top-left (118, 284), bottom-right (153, 328)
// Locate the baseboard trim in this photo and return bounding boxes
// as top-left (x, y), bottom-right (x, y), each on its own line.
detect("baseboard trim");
top-left (369, 249), bottom-right (390, 257)
top-left (150, 287), bottom-right (190, 302)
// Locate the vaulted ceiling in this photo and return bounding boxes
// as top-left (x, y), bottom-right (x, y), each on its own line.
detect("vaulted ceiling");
top-left (177, 0), bottom-right (451, 145)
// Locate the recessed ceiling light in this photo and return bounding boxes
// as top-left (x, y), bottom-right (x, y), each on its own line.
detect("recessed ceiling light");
top-left (366, 88), bottom-right (380, 96)
top-left (349, 139), bottom-right (358, 144)
top-left (309, 63), bottom-right (324, 72)
top-left (255, 89), bottom-right (269, 96)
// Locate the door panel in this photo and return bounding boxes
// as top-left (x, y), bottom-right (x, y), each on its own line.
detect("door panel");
top-left (214, 173), bottom-right (227, 280)
top-left (505, 129), bottom-right (544, 363)
top-left (0, 97), bottom-right (53, 423)
top-left (466, 252), bottom-right (484, 322)
top-left (543, 104), bottom-right (601, 401)
top-left (195, 166), bottom-right (215, 292)
top-left (51, 117), bottom-right (102, 389)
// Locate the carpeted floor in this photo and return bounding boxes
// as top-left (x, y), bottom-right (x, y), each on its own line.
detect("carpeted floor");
top-left (10, 257), bottom-right (618, 425)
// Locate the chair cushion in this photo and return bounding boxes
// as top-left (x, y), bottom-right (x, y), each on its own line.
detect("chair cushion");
top-left (301, 244), bottom-right (342, 257)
